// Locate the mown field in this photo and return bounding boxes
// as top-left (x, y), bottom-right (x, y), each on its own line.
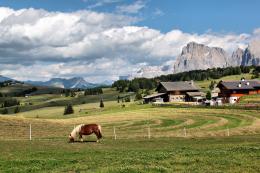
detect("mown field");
top-left (0, 83), bottom-right (260, 172)
top-left (1, 99), bottom-right (260, 172)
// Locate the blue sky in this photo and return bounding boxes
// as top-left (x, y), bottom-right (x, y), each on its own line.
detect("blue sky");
top-left (0, 0), bottom-right (259, 82)
top-left (1, 0), bottom-right (260, 34)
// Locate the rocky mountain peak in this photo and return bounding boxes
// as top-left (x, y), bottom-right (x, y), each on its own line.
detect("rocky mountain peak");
top-left (241, 40), bottom-right (260, 66)
top-left (174, 42), bottom-right (229, 73)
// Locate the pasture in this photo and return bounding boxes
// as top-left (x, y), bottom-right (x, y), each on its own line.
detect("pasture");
top-left (0, 136), bottom-right (260, 173)
top-left (0, 101), bottom-right (260, 172)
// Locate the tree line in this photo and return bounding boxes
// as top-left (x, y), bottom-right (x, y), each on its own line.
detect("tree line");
top-left (112, 66), bottom-right (256, 92)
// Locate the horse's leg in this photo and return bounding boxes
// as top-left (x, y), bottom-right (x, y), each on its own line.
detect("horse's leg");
top-left (79, 134), bottom-right (83, 142)
top-left (94, 131), bottom-right (101, 143)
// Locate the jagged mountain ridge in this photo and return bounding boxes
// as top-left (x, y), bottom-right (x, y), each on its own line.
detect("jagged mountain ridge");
top-left (133, 41), bottom-right (260, 78)
top-left (174, 42), bottom-right (232, 73)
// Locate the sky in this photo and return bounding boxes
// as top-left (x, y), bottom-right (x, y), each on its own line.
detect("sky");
top-left (0, 0), bottom-right (259, 82)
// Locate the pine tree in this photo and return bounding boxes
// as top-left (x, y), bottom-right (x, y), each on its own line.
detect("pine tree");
top-left (14, 106), bottom-right (20, 114)
top-left (206, 91), bottom-right (212, 100)
top-left (100, 99), bottom-right (104, 108)
top-left (135, 93), bottom-right (143, 101)
top-left (117, 96), bottom-right (120, 103)
top-left (64, 104), bottom-right (74, 115)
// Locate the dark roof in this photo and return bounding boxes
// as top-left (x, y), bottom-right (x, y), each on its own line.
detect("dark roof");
top-left (158, 81), bottom-right (200, 91)
top-left (218, 80), bottom-right (260, 90)
top-left (186, 92), bottom-right (206, 97)
top-left (143, 93), bottom-right (166, 99)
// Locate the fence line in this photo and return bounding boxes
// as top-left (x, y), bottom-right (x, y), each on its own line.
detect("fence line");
top-left (0, 123), bottom-right (253, 141)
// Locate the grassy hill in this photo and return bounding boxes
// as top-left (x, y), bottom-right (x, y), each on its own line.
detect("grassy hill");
top-left (0, 83), bottom-right (64, 96)
top-left (0, 74), bottom-right (259, 172)
top-left (0, 88), bottom-right (126, 114)
top-left (0, 103), bottom-right (260, 172)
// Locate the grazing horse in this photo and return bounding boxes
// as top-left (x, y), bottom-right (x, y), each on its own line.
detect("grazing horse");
top-left (69, 124), bottom-right (102, 142)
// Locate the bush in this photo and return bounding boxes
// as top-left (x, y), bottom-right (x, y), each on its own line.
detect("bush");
top-left (135, 93), bottom-right (143, 101)
top-left (125, 97), bottom-right (131, 102)
top-left (3, 98), bottom-right (20, 107)
top-left (14, 106), bottom-right (20, 114)
top-left (206, 91), bottom-right (212, 100)
top-left (2, 108), bottom-right (8, 114)
top-left (64, 104), bottom-right (74, 115)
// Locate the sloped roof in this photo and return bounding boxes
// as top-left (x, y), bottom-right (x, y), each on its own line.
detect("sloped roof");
top-left (186, 92), bottom-right (206, 97)
top-left (143, 93), bottom-right (166, 99)
top-left (218, 80), bottom-right (260, 90)
top-left (158, 81), bottom-right (200, 91)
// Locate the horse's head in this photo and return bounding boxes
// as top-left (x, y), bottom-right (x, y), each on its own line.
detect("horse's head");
top-left (69, 134), bottom-right (74, 142)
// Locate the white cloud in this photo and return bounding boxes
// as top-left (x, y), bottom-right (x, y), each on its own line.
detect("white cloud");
top-left (85, 0), bottom-right (122, 9)
top-left (0, 7), bottom-right (257, 82)
top-left (116, 1), bottom-right (146, 14)
top-left (153, 8), bottom-right (165, 17)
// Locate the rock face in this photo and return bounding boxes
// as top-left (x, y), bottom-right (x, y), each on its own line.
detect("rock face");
top-left (133, 41), bottom-right (260, 79)
top-left (231, 48), bottom-right (244, 66)
top-left (241, 40), bottom-right (260, 66)
top-left (173, 42), bottom-right (230, 73)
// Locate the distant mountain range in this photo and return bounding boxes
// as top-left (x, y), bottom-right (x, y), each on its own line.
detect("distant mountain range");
top-left (26, 77), bottom-right (113, 89)
top-left (131, 40), bottom-right (260, 78)
top-left (0, 76), bottom-right (112, 89)
top-left (0, 75), bottom-right (14, 82)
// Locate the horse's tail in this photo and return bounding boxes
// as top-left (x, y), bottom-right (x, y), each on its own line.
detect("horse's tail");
top-left (97, 124), bottom-right (102, 139)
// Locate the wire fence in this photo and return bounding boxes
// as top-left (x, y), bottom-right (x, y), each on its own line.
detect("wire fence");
top-left (0, 121), bottom-right (248, 141)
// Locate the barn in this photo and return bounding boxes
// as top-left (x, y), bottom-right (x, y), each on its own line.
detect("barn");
top-left (217, 79), bottom-right (260, 104)
top-left (143, 81), bottom-right (204, 103)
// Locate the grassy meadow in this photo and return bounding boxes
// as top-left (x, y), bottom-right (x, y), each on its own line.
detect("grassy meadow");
top-left (0, 81), bottom-right (260, 172)
top-left (0, 96), bottom-right (260, 172)
top-left (0, 136), bottom-right (260, 173)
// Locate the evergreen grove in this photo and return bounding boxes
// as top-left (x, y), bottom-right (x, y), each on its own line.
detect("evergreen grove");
top-left (112, 66), bottom-right (259, 92)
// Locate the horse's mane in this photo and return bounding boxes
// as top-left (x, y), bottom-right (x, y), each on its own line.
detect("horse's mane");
top-left (70, 124), bottom-right (84, 139)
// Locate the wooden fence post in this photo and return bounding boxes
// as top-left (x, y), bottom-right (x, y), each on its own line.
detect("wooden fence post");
top-left (184, 127), bottom-right (187, 137)
top-left (227, 128), bottom-right (230, 137)
top-left (113, 126), bottom-right (117, 140)
top-left (29, 123), bottom-right (32, 141)
top-left (148, 126), bottom-right (151, 139)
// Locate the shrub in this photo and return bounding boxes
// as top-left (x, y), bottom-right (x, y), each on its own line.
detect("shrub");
top-left (14, 106), bottom-right (20, 114)
top-left (125, 97), bottom-right (131, 102)
top-left (2, 108), bottom-right (8, 114)
top-left (135, 93), bottom-right (143, 101)
top-left (206, 91), bottom-right (212, 100)
top-left (3, 98), bottom-right (20, 107)
top-left (64, 104), bottom-right (74, 115)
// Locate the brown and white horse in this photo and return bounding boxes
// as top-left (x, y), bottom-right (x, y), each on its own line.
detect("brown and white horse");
top-left (69, 124), bottom-right (102, 142)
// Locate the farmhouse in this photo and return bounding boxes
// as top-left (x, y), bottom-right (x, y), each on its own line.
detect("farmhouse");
top-left (144, 81), bottom-right (204, 103)
top-left (217, 79), bottom-right (260, 104)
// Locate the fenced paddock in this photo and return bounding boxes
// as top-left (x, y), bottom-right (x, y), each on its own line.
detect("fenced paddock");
top-left (1, 107), bottom-right (260, 141)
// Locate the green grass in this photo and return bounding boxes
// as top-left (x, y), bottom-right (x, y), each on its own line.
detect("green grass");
top-left (0, 100), bottom-right (260, 172)
top-left (239, 94), bottom-right (260, 104)
top-left (0, 136), bottom-right (260, 173)
top-left (0, 88), bottom-right (123, 114)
